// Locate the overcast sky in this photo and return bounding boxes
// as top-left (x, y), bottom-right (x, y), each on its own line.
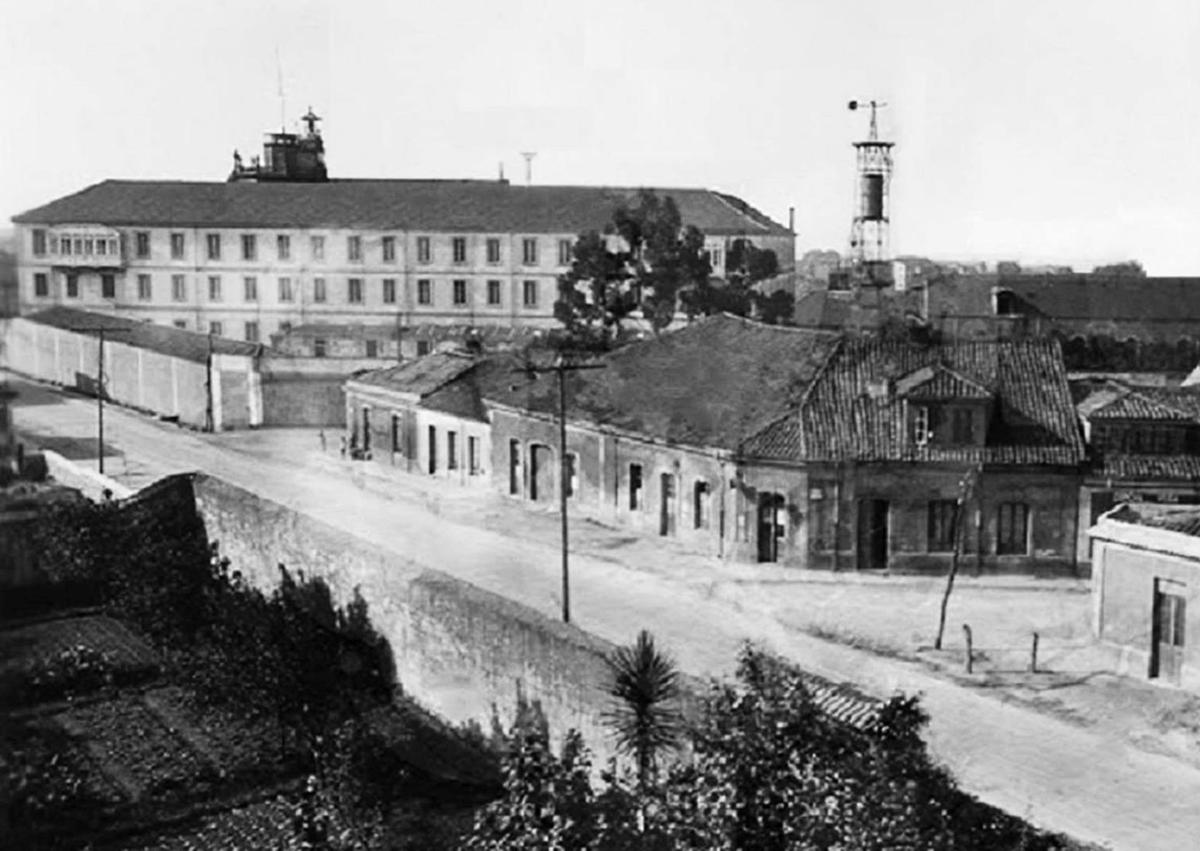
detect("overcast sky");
top-left (3, 0), bottom-right (1196, 274)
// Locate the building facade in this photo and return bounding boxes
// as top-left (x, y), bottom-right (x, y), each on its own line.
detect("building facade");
top-left (12, 115), bottom-right (794, 344)
top-left (1090, 503), bottom-right (1200, 689)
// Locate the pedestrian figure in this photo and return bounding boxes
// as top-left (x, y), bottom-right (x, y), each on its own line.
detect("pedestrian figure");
top-left (319, 429), bottom-right (327, 453)
top-left (339, 435), bottom-right (347, 459)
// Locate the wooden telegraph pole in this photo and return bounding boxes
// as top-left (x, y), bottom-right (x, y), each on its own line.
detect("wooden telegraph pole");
top-left (518, 353), bottom-right (605, 624)
top-left (77, 324), bottom-right (131, 475)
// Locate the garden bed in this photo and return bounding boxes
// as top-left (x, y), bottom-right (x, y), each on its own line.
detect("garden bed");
top-left (57, 695), bottom-right (221, 803)
top-left (115, 796), bottom-right (294, 850)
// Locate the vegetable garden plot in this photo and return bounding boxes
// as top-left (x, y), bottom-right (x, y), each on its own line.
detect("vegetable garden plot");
top-left (120, 796), bottom-right (293, 850)
top-left (0, 614), bottom-right (159, 677)
top-left (57, 695), bottom-right (220, 802)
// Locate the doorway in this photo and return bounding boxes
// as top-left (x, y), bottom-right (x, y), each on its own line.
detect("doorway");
top-left (659, 473), bottom-right (677, 536)
top-left (1150, 580), bottom-right (1186, 684)
top-left (529, 444), bottom-right (553, 502)
top-left (757, 492), bottom-right (786, 563)
top-left (856, 499), bottom-right (889, 570)
top-left (361, 407), bottom-right (371, 454)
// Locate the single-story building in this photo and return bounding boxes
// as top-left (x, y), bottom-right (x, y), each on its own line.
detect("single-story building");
top-left (1090, 503), bottom-right (1200, 689)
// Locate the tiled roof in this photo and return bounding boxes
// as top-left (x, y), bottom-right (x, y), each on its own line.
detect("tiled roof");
top-left (1106, 503), bottom-right (1200, 539)
top-left (1090, 454), bottom-right (1200, 482)
top-left (13, 179), bottom-right (792, 236)
top-left (745, 338), bottom-right (1084, 465)
top-left (484, 314), bottom-right (839, 450)
top-left (350, 350), bottom-right (480, 397)
top-left (895, 363), bottom-right (992, 400)
top-left (996, 274), bottom-right (1200, 323)
top-left (26, 306), bottom-right (262, 363)
top-left (1079, 383), bottom-right (1200, 423)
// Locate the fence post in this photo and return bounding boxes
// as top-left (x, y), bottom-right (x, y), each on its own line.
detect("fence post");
top-left (1030, 631), bottom-right (1039, 674)
top-left (962, 624), bottom-right (973, 674)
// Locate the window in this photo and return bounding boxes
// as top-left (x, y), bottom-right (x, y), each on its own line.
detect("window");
top-left (913, 405), bottom-right (932, 446)
top-left (522, 238), bottom-right (538, 265)
top-left (486, 238), bottom-right (501, 264)
top-left (243, 276), bottom-right (258, 301)
top-left (428, 425), bottom-right (438, 473)
top-left (365, 339), bottom-right (378, 358)
top-left (565, 453), bottom-right (579, 498)
top-left (417, 279), bottom-right (432, 305)
top-left (447, 432), bottom-right (459, 470)
top-left (347, 235), bottom-right (362, 261)
top-left (452, 237), bottom-right (467, 264)
top-left (416, 339), bottom-right (431, 356)
top-left (382, 278), bottom-right (396, 304)
top-left (310, 235), bottom-right (325, 260)
top-left (710, 247), bottom-right (723, 269)
top-left (245, 321), bottom-right (260, 343)
top-left (469, 436), bottom-right (481, 475)
top-left (278, 276), bottom-right (293, 302)
top-left (34, 272), bottom-right (48, 297)
top-left (74, 238), bottom-right (83, 255)
top-left (32, 229), bottom-right (46, 256)
top-left (84, 237), bottom-right (94, 255)
top-left (61, 236), bottom-right (71, 255)
top-left (206, 233), bottom-right (221, 260)
top-left (171, 274), bottom-right (186, 302)
top-left (950, 408), bottom-right (975, 444)
top-left (209, 321), bottom-right (223, 337)
top-left (927, 500), bottom-right (958, 552)
top-left (135, 231), bottom-right (150, 258)
top-left (208, 275), bottom-right (222, 301)
top-left (314, 338), bottom-right (327, 357)
top-left (1159, 592), bottom-right (1187, 650)
top-left (417, 236), bottom-right (431, 264)
top-left (509, 440), bottom-right (521, 494)
top-left (694, 481), bottom-right (711, 529)
top-left (522, 279), bottom-right (538, 308)
top-left (241, 233), bottom-right (256, 261)
top-left (487, 280), bottom-right (502, 306)
top-left (277, 234), bottom-right (291, 260)
top-left (348, 277), bottom-right (363, 303)
top-left (170, 232), bottom-right (185, 259)
top-left (391, 414), bottom-right (403, 453)
top-left (137, 273), bottom-right (152, 300)
top-left (629, 464), bottom-right (643, 510)
top-left (313, 277), bottom-right (327, 302)
top-left (109, 238), bottom-right (118, 255)
top-left (996, 502), bottom-right (1029, 555)
top-left (174, 320), bottom-right (187, 330)
top-left (382, 236), bottom-right (396, 262)
top-left (101, 274), bottom-right (115, 299)
top-left (97, 239), bottom-right (107, 256)
top-left (558, 238), bottom-right (572, 266)
top-left (453, 279), bottom-right (467, 306)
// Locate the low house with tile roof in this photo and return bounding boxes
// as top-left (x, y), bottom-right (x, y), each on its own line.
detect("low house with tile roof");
top-left (743, 337), bottom-right (1086, 573)
top-left (1090, 503), bottom-right (1200, 688)
top-left (343, 349), bottom-right (511, 487)
top-left (1074, 380), bottom-right (1200, 558)
top-left (481, 314), bottom-right (840, 561)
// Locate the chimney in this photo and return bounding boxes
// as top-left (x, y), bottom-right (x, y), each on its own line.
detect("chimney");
top-left (788, 206), bottom-right (795, 232)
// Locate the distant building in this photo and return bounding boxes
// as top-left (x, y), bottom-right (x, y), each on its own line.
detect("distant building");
top-left (11, 112), bottom-right (794, 344)
top-left (272, 322), bottom-right (539, 361)
top-left (1090, 503), bottom-right (1200, 688)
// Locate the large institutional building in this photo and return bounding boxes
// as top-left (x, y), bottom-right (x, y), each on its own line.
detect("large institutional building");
top-left (11, 113), bottom-right (794, 344)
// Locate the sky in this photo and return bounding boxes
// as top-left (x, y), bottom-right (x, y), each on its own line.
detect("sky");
top-left (2, 0), bottom-right (1197, 274)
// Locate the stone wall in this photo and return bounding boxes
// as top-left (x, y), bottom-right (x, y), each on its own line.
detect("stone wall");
top-left (187, 472), bottom-right (626, 759)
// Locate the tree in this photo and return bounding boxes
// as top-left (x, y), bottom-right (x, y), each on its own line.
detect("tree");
top-left (556, 190), bottom-right (711, 344)
top-left (1092, 260), bottom-right (1146, 277)
top-left (601, 630), bottom-right (683, 793)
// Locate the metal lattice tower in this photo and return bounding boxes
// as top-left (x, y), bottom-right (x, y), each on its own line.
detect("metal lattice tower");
top-left (847, 99), bottom-right (895, 271)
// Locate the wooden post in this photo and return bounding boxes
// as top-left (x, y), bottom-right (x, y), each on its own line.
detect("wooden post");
top-left (962, 624), bottom-right (974, 674)
top-left (1030, 631), bottom-right (1039, 673)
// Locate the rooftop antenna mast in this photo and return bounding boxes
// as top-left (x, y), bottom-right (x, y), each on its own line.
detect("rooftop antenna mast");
top-left (520, 151), bottom-right (537, 186)
top-left (846, 98), bottom-right (895, 284)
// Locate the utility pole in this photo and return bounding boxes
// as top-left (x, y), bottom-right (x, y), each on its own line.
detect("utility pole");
top-left (518, 353), bottom-right (605, 623)
top-left (78, 324), bottom-right (131, 475)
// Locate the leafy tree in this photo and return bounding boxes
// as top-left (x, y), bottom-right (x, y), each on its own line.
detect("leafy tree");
top-left (602, 630), bottom-right (683, 793)
top-left (680, 237), bottom-right (792, 324)
top-left (556, 190), bottom-right (711, 344)
top-left (1092, 260), bottom-right (1146, 277)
